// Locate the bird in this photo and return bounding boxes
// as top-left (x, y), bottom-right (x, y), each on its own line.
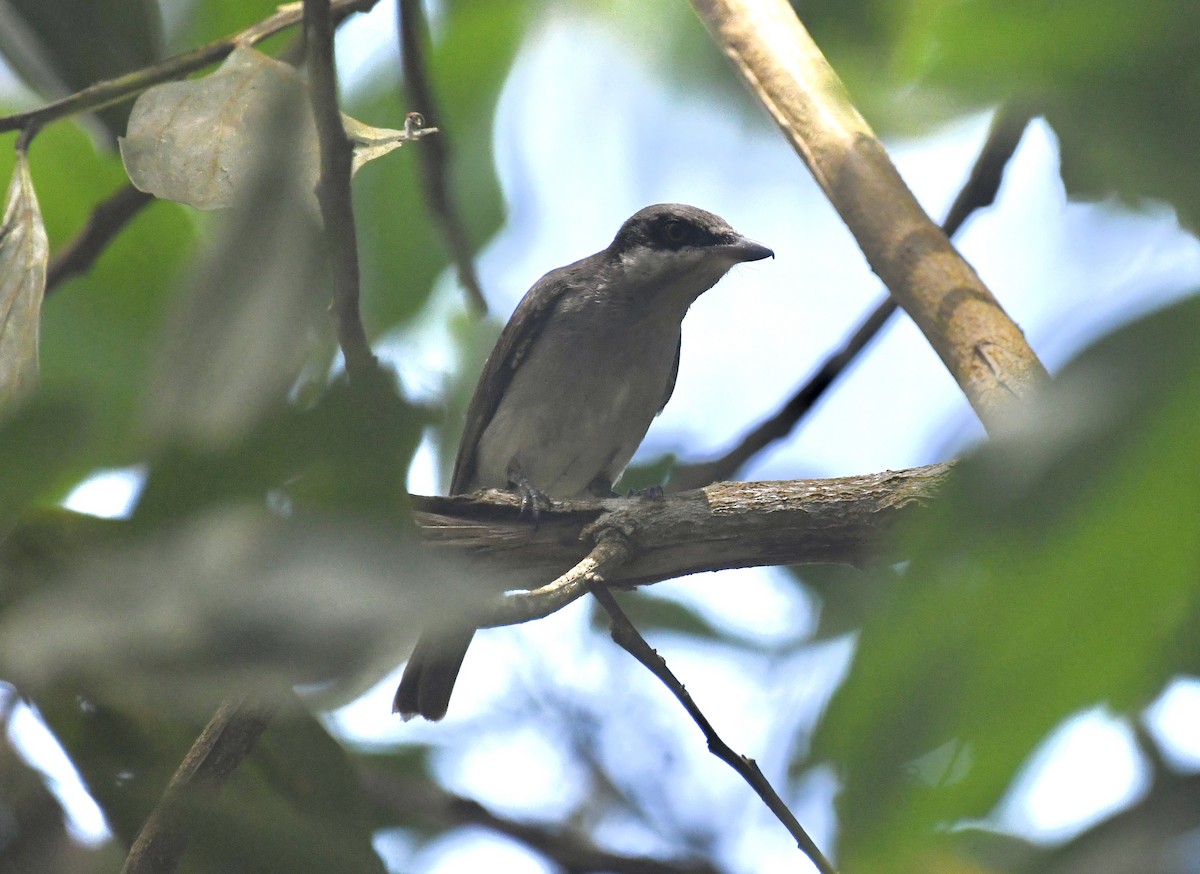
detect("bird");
top-left (394, 203), bottom-right (773, 720)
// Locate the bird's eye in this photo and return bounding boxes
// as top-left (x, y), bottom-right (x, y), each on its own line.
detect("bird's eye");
top-left (661, 220), bottom-right (688, 246)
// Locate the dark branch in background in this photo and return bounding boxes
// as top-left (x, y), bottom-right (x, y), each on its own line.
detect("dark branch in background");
top-left (305, 0), bottom-right (378, 377)
top-left (588, 583), bottom-right (838, 874)
top-left (121, 698), bottom-right (275, 874)
top-left (397, 0), bottom-right (489, 315)
top-left (46, 184), bottom-right (152, 294)
top-left (0, 0), bottom-right (380, 138)
top-left (360, 766), bottom-right (722, 874)
top-left (668, 107), bottom-right (1033, 492)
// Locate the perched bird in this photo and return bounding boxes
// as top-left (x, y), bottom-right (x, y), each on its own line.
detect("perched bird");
top-left (394, 203), bottom-right (773, 720)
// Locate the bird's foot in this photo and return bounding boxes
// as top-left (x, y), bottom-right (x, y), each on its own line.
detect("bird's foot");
top-left (507, 462), bottom-right (550, 525)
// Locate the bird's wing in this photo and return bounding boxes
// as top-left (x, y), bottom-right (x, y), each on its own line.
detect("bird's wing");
top-left (450, 259), bottom-right (596, 494)
top-left (657, 330), bottom-right (682, 416)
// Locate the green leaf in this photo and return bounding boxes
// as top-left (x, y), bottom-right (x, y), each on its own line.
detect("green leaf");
top-left (0, 152), bottom-right (47, 407)
top-left (791, 0), bottom-right (1200, 227)
top-left (0, 397), bottom-right (95, 533)
top-left (815, 290), bottom-right (1200, 870)
top-left (37, 693), bottom-right (387, 871)
top-left (167, 0), bottom-right (283, 55)
top-left (602, 590), bottom-right (732, 642)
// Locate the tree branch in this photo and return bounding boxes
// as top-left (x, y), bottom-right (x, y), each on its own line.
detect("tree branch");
top-left (45, 184), bottom-right (152, 294)
top-left (690, 0), bottom-right (1049, 433)
top-left (668, 107), bottom-right (1033, 491)
top-left (0, 0), bottom-right (380, 138)
top-left (413, 464), bottom-right (949, 605)
top-left (590, 583), bottom-right (837, 873)
top-left (397, 0), bottom-right (489, 315)
top-left (120, 697), bottom-right (275, 874)
top-left (305, 0), bottom-right (378, 377)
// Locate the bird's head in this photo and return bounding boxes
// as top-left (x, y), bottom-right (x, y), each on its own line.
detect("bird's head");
top-left (605, 203), bottom-right (774, 308)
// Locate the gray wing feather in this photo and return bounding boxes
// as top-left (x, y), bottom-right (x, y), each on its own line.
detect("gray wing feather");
top-left (450, 261), bottom-right (592, 494)
top-left (657, 331), bottom-right (682, 415)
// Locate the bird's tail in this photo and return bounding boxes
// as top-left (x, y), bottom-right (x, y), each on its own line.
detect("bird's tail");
top-left (393, 627), bottom-right (476, 720)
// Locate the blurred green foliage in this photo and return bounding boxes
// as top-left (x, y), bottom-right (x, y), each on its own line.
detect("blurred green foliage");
top-left (816, 292), bottom-right (1200, 870)
top-left (796, 0), bottom-right (1200, 227)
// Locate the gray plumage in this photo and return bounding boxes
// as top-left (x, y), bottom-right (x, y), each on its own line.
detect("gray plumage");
top-left (394, 203), bottom-right (773, 720)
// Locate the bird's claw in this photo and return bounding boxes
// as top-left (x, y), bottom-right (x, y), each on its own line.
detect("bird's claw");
top-left (507, 462), bottom-right (550, 527)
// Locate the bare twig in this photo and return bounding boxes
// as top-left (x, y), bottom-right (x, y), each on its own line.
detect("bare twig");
top-left (360, 766), bottom-right (722, 874)
top-left (305, 0), bottom-right (377, 377)
top-left (397, 0), bottom-right (488, 315)
top-left (668, 107), bottom-right (1033, 491)
top-left (482, 526), bottom-right (633, 627)
top-left (690, 0), bottom-right (1048, 433)
top-left (589, 583), bottom-right (837, 873)
top-left (121, 697), bottom-right (276, 874)
top-left (0, 0), bottom-right (380, 139)
top-left (45, 184), bottom-right (152, 294)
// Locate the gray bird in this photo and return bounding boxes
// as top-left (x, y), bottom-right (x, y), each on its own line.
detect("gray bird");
top-left (394, 203), bottom-right (773, 720)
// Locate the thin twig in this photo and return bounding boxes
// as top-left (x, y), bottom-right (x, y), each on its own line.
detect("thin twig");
top-left (482, 525), bottom-right (633, 627)
top-left (120, 697), bottom-right (276, 874)
top-left (305, 0), bottom-right (377, 377)
top-left (397, 0), bottom-right (488, 315)
top-left (0, 0), bottom-right (380, 138)
top-left (668, 107), bottom-right (1033, 491)
top-left (588, 583), bottom-right (838, 874)
top-left (45, 184), bottom-right (152, 294)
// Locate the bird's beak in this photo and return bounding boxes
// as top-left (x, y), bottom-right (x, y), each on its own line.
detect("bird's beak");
top-left (724, 237), bottom-right (774, 263)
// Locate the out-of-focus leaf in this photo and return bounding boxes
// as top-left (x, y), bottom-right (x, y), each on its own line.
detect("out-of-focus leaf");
top-left (0, 396), bottom-right (93, 534)
top-left (0, 0), bottom-right (162, 140)
top-left (0, 506), bottom-right (472, 715)
top-left (138, 69), bottom-right (328, 448)
top-left (245, 706), bottom-right (388, 867)
top-left (36, 693), bottom-right (387, 870)
top-left (135, 370), bottom-right (423, 528)
top-left (793, 0), bottom-right (1200, 227)
top-left (900, 0), bottom-right (1200, 228)
top-left (166, 0), bottom-right (282, 55)
top-left (814, 290), bottom-right (1200, 871)
top-left (0, 153), bottom-right (47, 407)
top-left (793, 563), bottom-right (896, 642)
top-left (619, 453), bottom-right (678, 493)
top-left (602, 590), bottom-right (731, 643)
